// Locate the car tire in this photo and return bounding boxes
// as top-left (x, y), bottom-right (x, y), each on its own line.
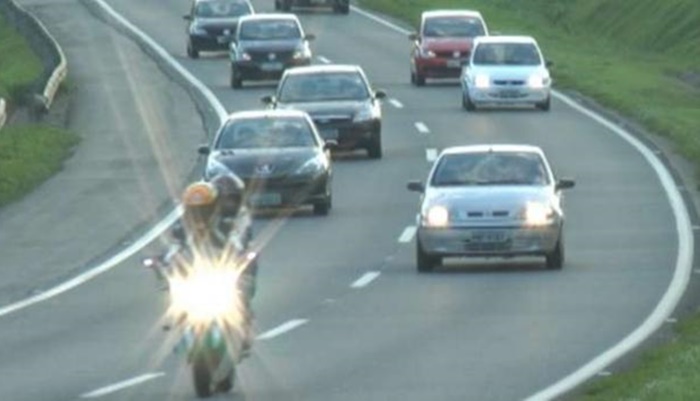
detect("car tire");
top-left (280, 0), bottom-right (291, 11)
top-left (274, 0), bottom-right (281, 10)
top-left (536, 96), bottom-right (551, 111)
top-left (313, 195), bottom-right (331, 216)
top-left (462, 92), bottom-right (476, 111)
top-left (334, 3), bottom-right (350, 14)
top-left (367, 129), bottom-right (382, 159)
top-left (545, 236), bottom-right (564, 270)
top-left (416, 240), bottom-right (439, 273)
top-left (230, 66), bottom-right (243, 89)
top-left (414, 72), bottom-right (426, 86)
top-left (187, 41), bottom-right (199, 59)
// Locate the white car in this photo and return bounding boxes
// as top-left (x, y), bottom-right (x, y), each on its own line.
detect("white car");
top-left (460, 35), bottom-right (552, 111)
top-left (407, 144), bottom-right (575, 272)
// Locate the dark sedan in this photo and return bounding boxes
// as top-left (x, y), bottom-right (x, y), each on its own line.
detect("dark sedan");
top-left (262, 65), bottom-right (386, 159)
top-left (229, 14), bottom-right (314, 88)
top-left (184, 0), bottom-right (254, 59)
top-left (199, 110), bottom-right (333, 216)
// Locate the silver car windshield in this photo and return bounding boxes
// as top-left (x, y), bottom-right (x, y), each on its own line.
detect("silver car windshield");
top-left (423, 17), bottom-right (485, 38)
top-left (431, 152), bottom-right (549, 187)
top-left (216, 117), bottom-right (317, 149)
top-left (239, 20), bottom-right (301, 40)
top-left (278, 72), bottom-right (370, 102)
top-left (194, 0), bottom-right (251, 18)
top-left (473, 43), bottom-right (541, 66)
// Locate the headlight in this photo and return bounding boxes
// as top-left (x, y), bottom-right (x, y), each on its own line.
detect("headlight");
top-left (528, 74), bottom-right (550, 88)
top-left (237, 51), bottom-right (251, 61)
top-left (293, 46), bottom-right (311, 60)
top-left (474, 74), bottom-right (490, 89)
top-left (295, 156), bottom-right (326, 176)
top-left (424, 205), bottom-right (449, 227)
top-left (353, 105), bottom-right (374, 122)
top-left (524, 202), bottom-right (554, 226)
top-left (169, 265), bottom-right (242, 323)
top-left (419, 48), bottom-right (436, 58)
top-left (190, 25), bottom-right (207, 35)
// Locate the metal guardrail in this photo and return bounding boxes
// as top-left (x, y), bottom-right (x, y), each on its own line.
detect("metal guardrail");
top-left (0, 0), bottom-right (67, 113)
top-left (0, 98), bottom-right (6, 129)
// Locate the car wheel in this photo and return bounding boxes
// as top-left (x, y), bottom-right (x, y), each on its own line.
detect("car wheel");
top-left (187, 41), bottom-right (199, 59)
top-left (367, 129), bottom-right (382, 159)
top-left (334, 3), bottom-right (350, 14)
top-left (545, 236), bottom-right (564, 270)
top-left (414, 72), bottom-right (426, 87)
top-left (230, 66), bottom-right (243, 89)
top-left (462, 92), bottom-right (476, 111)
top-left (274, 0), bottom-right (281, 10)
top-left (313, 196), bottom-right (331, 216)
top-left (280, 0), bottom-right (291, 11)
top-left (536, 96), bottom-right (551, 111)
top-left (416, 240), bottom-right (439, 273)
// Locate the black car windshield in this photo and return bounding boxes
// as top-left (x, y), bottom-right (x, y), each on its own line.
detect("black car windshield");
top-left (473, 43), bottom-right (542, 66)
top-left (239, 20), bottom-right (301, 40)
top-left (194, 0), bottom-right (252, 18)
top-left (431, 151), bottom-right (549, 187)
top-left (422, 17), bottom-right (485, 38)
top-left (216, 117), bottom-right (317, 149)
top-left (278, 72), bottom-right (370, 102)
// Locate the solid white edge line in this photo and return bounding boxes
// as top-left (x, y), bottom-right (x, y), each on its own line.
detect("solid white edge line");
top-left (317, 55), bottom-right (331, 64)
top-left (389, 98), bottom-right (404, 109)
top-left (426, 148), bottom-right (438, 162)
top-left (398, 226), bottom-right (417, 243)
top-left (81, 372), bottom-right (165, 398)
top-left (351, 271), bottom-right (381, 288)
top-left (349, 5), bottom-right (412, 35)
top-left (415, 122), bottom-right (430, 134)
top-left (350, 5), bottom-right (694, 401)
top-left (0, 0), bottom-right (231, 317)
top-left (257, 319), bottom-right (308, 340)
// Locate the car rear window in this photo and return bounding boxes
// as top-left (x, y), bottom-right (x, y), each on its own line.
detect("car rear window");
top-left (431, 152), bottom-right (549, 186)
top-left (216, 117), bottom-right (317, 149)
top-left (422, 17), bottom-right (485, 38)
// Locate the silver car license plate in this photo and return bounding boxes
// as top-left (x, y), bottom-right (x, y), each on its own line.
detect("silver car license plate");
top-left (470, 231), bottom-right (507, 243)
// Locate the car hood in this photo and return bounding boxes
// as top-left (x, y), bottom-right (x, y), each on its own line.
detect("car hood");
top-left (276, 100), bottom-right (367, 119)
top-left (208, 148), bottom-right (320, 179)
top-left (422, 37), bottom-right (473, 52)
top-left (238, 39), bottom-right (303, 52)
top-left (424, 185), bottom-right (554, 215)
top-left (468, 65), bottom-right (547, 80)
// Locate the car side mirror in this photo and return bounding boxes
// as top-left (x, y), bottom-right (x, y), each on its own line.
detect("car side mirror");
top-left (305, 33), bottom-right (316, 41)
top-left (546, 60), bottom-right (554, 68)
top-left (261, 95), bottom-right (276, 105)
top-left (408, 32), bottom-right (419, 41)
top-left (555, 178), bottom-right (575, 191)
top-left (323, 139), bottom-right (338, 150)
top-left (374, 90), bottom-right (387, 100)
top-left (198, 145), bottom-right (211, 156)
top-left (407, 180), bottom-right (425, 193)
top-left (183, 15), bottom-right (192, 21)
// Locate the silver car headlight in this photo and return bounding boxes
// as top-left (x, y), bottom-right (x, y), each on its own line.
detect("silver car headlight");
top-left (474, 74), bottom-right (490, 89)
top-left (524, 202), bottom-right (554, 226)
top-left (423, 205), bottom-right (450, 228)
top-left (190, 25), bottom-right (207, 35)
top-left (527, 73), bottom-right (551, 89)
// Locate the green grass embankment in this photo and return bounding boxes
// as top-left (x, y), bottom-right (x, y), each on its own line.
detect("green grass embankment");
top-left (360, 1), bottom-right (700, 400)
top-left (0, 13), bottom-right (79, 208)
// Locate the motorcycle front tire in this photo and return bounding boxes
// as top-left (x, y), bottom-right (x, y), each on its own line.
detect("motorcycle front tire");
top-left (192, 353), bottom-right (213, 398)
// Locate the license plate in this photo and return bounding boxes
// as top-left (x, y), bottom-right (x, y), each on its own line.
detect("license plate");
top-left (261, 62), bottom-right (284, 72)
top-left (446, 59), bottom-right (462, 68)
top-left (249, 192), bottom-right (282, 206)
top-left (499, 89), bottom-right (522, 98)
top-left (319, 128), bottom-right (339, 140)
top-left (470, 231), bottom-right (507, 243)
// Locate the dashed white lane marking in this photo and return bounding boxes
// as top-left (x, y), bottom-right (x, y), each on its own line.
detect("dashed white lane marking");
top-left (257, 319), bottom-right (308, 340)
top-left (415, 122), bottom-right (430, 134)
top-left (351, 271), bottom-right (381, 288)
top-left (398, 226), bottom-right (417, 243)
top-left (426, 148), bottom-right (438, 162)
top-left (81, 372), bottom-right (165, 398)
top-left (388, 98), bottom-right (404, 108)
top-left (317, 56), bottom-right (331, 64)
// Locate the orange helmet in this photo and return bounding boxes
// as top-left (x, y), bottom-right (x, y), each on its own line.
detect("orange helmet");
top-left (182, 181), bottom-right (219, 229)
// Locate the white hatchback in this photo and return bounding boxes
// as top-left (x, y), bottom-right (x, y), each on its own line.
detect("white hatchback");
top-left (460, 35), bottom-right (552, 111)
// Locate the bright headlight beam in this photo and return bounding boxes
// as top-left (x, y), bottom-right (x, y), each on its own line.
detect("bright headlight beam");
top-left (475, 74), bottom-right (490, 89)
top-left (426, 205), bottom-right (449, 227)
top-left (525, 202), bottom-right (552, 226)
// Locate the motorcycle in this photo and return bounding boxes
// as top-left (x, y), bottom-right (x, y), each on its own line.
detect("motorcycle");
top-left (143, 250), bottom-right (256, 398)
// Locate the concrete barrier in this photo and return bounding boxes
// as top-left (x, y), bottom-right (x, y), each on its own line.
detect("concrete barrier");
top-left (0, 0), bottom-right (67, 112)
top-left (0, 98), bottom-right (6, 130)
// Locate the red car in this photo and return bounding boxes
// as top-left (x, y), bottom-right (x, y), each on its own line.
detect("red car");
top-left (409, 10), bottom-right (489, 86)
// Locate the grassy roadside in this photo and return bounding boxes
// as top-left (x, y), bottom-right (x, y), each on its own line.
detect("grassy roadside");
top-left (357, 0), bottom-right (700, 399)
top-left (0, 13), bottom-right (79, 208)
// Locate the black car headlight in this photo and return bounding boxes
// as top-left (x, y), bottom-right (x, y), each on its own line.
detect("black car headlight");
top-left (294, 156), bottom-right (326, 176)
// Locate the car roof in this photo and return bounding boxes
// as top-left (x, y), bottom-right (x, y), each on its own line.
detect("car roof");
top-left (195, 0), bottom-right (250, 4)
top-left (225, 109), bottom-right (310, 120)
top-left (474, 35), bottom-right (538, 45)
top-left (422, 10), bottom-right (484, 20)
top-left (238, 13), bottom-right (298, 23)
top-left (283, 64), bottom-right (363, 76)
top-left (440, 144), bottom-right (546, 157)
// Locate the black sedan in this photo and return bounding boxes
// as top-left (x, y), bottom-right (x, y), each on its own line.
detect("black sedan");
top-left (262, 65), bottom-right (386, 159)
top-left (184, 0), bottom-right (254, 59)
top-left (229, 14), bottom-right (314, 88)
top-left (199, 110), bottom-right (334, 216)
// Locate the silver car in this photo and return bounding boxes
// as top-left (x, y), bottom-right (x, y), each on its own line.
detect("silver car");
top-left (460, 35), bottom-right (552, 111)
top-left (407, 144), bottom-right (574, 272)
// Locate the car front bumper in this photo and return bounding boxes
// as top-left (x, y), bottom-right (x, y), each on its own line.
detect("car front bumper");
top-left (414, 57), bottom-right (467, 78)
top-left (233, 58), bottom-right (311, 80)
top-left (243, 172), bottom-right (329, 208)
top-left (417, 224), bottom-right (561, 257)
top-left (189, 34), bottom-right (233, 52)
top-left (465, 84), bottom-right (550, 105)
top-left (313, 119), bottom-right (379, 150)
